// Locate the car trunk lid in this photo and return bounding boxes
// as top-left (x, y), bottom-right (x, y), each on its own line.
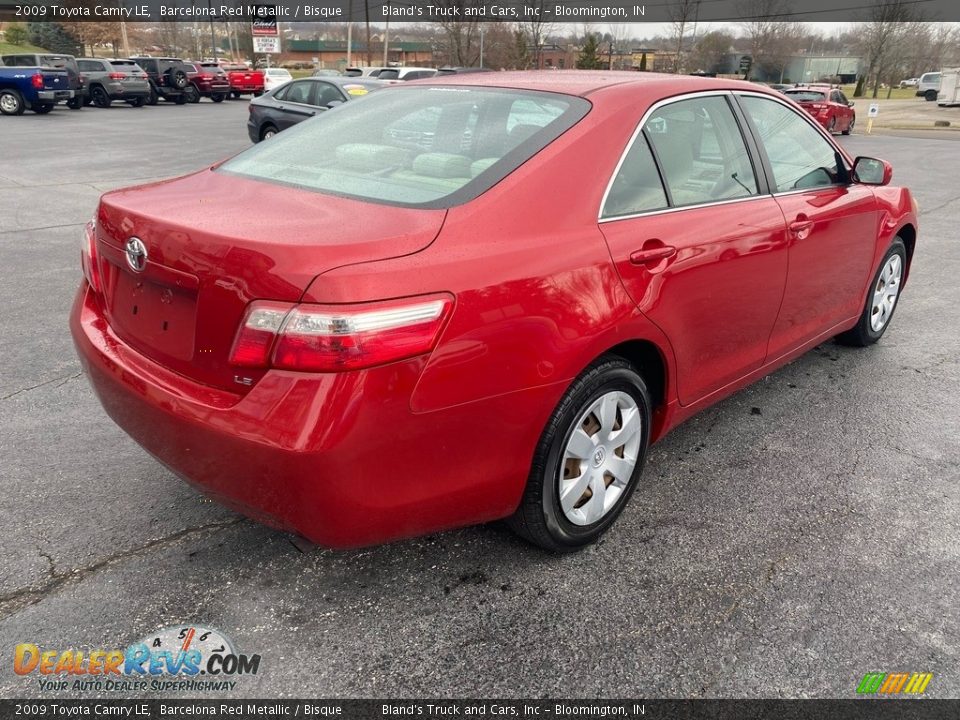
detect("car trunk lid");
top-left (93, 169), bottom-right (445, 393)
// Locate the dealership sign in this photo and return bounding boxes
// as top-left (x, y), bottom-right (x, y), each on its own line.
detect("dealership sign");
top-left (252, 18), bottom-right (278, 36)
top-left (253, 36), bottom-right (281, 54)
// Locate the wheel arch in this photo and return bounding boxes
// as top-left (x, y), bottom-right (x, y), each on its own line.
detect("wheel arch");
top-left (897, 222), bottom-right (916, 285)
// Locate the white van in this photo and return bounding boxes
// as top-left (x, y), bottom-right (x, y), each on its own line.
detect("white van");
top-left (917, 71), bottom-right (941, 101)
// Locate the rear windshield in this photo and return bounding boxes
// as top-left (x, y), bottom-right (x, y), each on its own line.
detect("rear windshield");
top-left (219, 86), bottom-right (589, 208)
top-left (785, 90), bottom-right (826, 102)
top-left (110, 60), bottom-right (141, 70)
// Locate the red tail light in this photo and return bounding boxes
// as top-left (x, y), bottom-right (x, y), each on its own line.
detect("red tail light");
top-left (229, 295), bottom-right (453, 372)
top-left (108, 72), bottom-right (127, 80)
top-left (80, 220), bottom-right (102, 294)
top-left (199, 73), bottom-right (213, 80)
top-left (31, 73), bottom-right (44, 89)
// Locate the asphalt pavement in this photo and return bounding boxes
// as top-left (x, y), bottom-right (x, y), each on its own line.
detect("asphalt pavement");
top-left (0, 99), bottom-right (958, 699)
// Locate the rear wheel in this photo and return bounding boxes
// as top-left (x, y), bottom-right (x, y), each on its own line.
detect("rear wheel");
top-left (924, 89), bottom-right (937, 101)
top-left (0, 89), bottom-right (25, 116)
top-left (127, 96), bottom-right (145, 108)
top-left (66, 96), bottom-right (83, 110)
top-left (32, 103), bottom-right (54, 114)
top-left (91, 85), bottom-right (111, 108)
top-left (147, 87), bottom-right (158, 105)
top-left (173, 94), bottom-right (187, 105)
top-left (231, 91), bottom-right (240, 99)
top-left (211, 93), bottom-right (226, 103)
top-left (185, 86), bottom-right (200, 103)
top-left (259, 124), bottom-right (278, 141)
top-left (836, 239), bottom-right (907, 346)
top-left (507, 357), bottom-right (651, 552)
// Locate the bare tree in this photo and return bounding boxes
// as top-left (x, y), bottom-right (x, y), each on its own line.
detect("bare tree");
top-left (521, 0), bottom-right (554, 69)
top-left (853, 0), bottom-right (914, 98)
top-left (669, 0), bottom-right (698, 73)
top-left (689, 29), bottom-right (735, 74)
top-left (736, 0), bottom-right (791, 80)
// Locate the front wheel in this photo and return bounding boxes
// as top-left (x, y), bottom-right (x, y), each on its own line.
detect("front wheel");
top-left (211, 93), bottom-right (226, 103)
top-left (836, 239), bottom-right (907, 347)
top-left (185, 86), bottom-right (200, 103)
top-left (66, 96), bottom-right (83, 110)
top-left (32, 103), bottom-right (54, 114)
top-left (925, 89), bottom-right (937, 101)
top-left (508, 357), bottom-right (651, 552)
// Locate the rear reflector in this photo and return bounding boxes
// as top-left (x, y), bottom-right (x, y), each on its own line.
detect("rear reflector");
top-left (230, 295), bottom-right (453, 372)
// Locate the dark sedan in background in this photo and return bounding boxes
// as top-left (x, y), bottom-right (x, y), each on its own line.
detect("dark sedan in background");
top-left (247, 76), bottom-right (387, 142)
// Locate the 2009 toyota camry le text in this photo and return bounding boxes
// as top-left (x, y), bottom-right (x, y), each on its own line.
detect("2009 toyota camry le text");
top-left (70, 72), bottom-right (918, 552)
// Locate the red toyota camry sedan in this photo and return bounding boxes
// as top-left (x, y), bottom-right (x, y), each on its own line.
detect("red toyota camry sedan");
top-left (71, 72), bottom-right (917, 552)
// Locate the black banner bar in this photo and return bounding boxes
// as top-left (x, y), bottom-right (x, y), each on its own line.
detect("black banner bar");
top-left (3, 0), bottom-right (960, 23)
top-left (2, 700), bottom-right (960, 720)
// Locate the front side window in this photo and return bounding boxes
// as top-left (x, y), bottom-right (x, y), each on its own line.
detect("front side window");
top-left (220, 87), bottom-right (588, 208)
top-left (739, 95), bottom-right (843, 192)
top-left (643, 95), bottom-right (758, 207)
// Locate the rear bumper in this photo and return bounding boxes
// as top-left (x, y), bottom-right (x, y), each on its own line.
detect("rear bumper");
top-left (36, 90), bottom-right (74, 101)
top-left (107, 81), bottom-right (150, 98)
top-left (70, 283), bottom-right (544, 548)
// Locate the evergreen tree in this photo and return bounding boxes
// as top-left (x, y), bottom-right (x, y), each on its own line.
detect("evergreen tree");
top-left (577, 33), bottom-right (603, 70)
top-left (26, 22), bottom-right (81, 54)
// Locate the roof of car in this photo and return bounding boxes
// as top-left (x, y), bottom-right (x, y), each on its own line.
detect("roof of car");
top-left (412, 70), bottom-right (779, 99)
top-left (306, 76), bottom-right (389, 88)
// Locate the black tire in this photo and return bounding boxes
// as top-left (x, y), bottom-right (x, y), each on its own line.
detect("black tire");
top-left (147, 87), bottom-right (158, 106)
top-left (127, 97), bottom-right (145, 108)
top-left (231, 91), bottom-right (240, 99)
top-left (184, 86), bottom-right (200, 103)
top-left (253, 91), bottom-right (264, 97)
top-left (836, 239), bottom-right (908, 347)
top-left (842, 116), bottom-right (855, 135)
top-left (827, 116), bottom-right (837, 133)
top-left (166, 68), bottom-right (189, 90)
top-left (507, 357), bottom-right (652, 552)
top-left (211, 93), bottom-right (226, 103)
top-left (173, 94), bottom-right (187, 105)
top-left (924, 89), bottom-right (937, 101)
top-left (0, 89), bottom-right (25, 116)
top-left (91, 85), bottom-right (111, 108)
top-left (66, 96), bottom-right (83, 110)
top-left (32, 103), bottom-right (54, 114)
top-left (259, 124), bottom-right (279, 141)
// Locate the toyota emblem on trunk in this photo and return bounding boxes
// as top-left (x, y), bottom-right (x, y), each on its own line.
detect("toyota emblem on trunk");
top-left (124, 237), bottom-right (148, 272)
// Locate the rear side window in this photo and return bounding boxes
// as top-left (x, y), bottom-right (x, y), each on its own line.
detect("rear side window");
top-left (220, 87), bottom-right (589, 208)
top-left (602, 134), bottom-right (668, 218)
top-left (739, 95), bottom-right (841, 192)
top-left (643, 95), bottom-right (758, 207)
top-left (77, 60), bottom-right (101, 72)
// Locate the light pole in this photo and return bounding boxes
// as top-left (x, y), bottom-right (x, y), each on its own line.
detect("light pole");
top-left (479, 26), bottom-right (485, 69)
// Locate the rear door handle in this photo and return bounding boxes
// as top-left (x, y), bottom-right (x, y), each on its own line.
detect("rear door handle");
top-left (629, 245), bottom-right (677, 265)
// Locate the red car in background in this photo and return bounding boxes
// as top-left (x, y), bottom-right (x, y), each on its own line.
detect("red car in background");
top-left (72, 74), bottom-right (916, 552)
top-left (784, 84), bottom-right (856, 134)
top-left (181, 62), bottom-right (230, 103)
top-left (221, 63), bottom-right (264, 98)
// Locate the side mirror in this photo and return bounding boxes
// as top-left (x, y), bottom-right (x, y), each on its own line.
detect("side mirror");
top-left (852, 156), bottom-right (893, 186)
top-left (848, 101), bottom-right (855, 107)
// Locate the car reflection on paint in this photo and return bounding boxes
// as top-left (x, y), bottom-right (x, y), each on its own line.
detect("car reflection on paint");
top-left (246, 76), bottom-right (388, 143)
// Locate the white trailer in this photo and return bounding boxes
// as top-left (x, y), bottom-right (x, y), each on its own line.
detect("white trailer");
top-left (938, 68), bottom-right (960, 106)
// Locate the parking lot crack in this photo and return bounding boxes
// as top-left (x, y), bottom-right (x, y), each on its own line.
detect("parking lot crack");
top-left (0, 518), bottom-right (244, 621)
top-left (1, 373), bottom-right (81, 401)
